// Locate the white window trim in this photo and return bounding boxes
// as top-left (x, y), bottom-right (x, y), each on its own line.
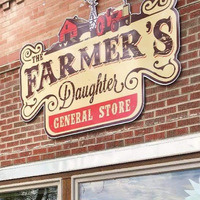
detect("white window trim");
top-left (0, 133), bottom-right (200, 181)
top-left (0, 178), bottom-right (62, 200)
top-left (72, 157), bottom-right (200, 200)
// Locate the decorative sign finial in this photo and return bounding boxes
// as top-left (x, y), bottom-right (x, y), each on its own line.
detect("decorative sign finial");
top-left (123, 0), bottom-right (127, 5)
top-left (84, 0), bottom-right (98, 30)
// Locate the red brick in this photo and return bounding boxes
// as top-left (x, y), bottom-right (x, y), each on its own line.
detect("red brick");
top-left (145, 101), bottom-right (165, 111)
top-left (106, 140), bottom-right (124, 149)
top-left (156, 122), bottom-right (176, 132)
top-left (33, 148), bottom-right (47, 155)
top-left (0, 65), bottom-right (9, 73)
top-left (190, 108), bottom-right (200, 116)
top-left (1, 112), bottom-right (13, 119)
top-left (183, 67), bottom-right (200, 77)
top-left (1, 124), bottom-right (13, 131)
top-left (10, 61), bottom-right (21, 69)
top-left (180, 3), bottom-right (200, 15)
top-left (125, 136), bottom-right (144, 146)
top-left (145, 117), bottom-right (165, 126)
top-left (180, 14), bottom-right (188, 22)
top-left (1, 160), bottom-right (12, 168)
top-left (7, 153), bottom-right (19, 160)
top-left (142, 111), bottom-right (154, 119)
top-left (1, 136), bottom-right (13, 143)
top-left (0, 156), bottom-right (6, 161)
top-left (72, 147), bottom-right (87, 154)
top-left (0, 131), bottom-right (7, 138)
top-left (125, 121), bottom-right (144, 129)
top-left (178, 117), bottom-right (200, 127)
top-left (27, 156), bottom-right (41, 163)
top-left (0, 144), bottom-right (6, 149)
top-left (8, 128), bottom-right (20, 135)
top-left (6, 104), bottom-right (18, 112)
top-left (178, 101), bottom-right (200, 111)
top-left (158, 89), bottom-right (179, 100)
top-left (181, 35), bottom-right (196, 45)
top-left (167, 95), bottom-right (188, 106)
top-left (20, 151), bottom-right (32, 158)
top-left (7, 116), bottom-right (20, 124)
top-left (7, 140), bottom-right (19, 148)
top-left (48, 145), bottom-right (62, 153)
top-left (0, 56), bottom-right (8, 66)
top-left (146, 85), bottom-right (166, 95)
top-left (135, 127), bottom-right (154, 136)
top-left (0, 119), bottom-right (6, 126)
top-left (28, 130), bottom-right (41, 137)
top-left (34, 135), bottom-right (48, 142)
top-left (189, 41), bottom-right (200, 51)
top-left (167, 111), bottom-right (188, 122)
top-left (79, 138), bottom-right (95, 147)
top-left (190, 91), bottom-right (200, 100)
top-left (190, 125), bottom-right (200, 133)
top-left (56, 150), bottom-right (71, 158)
top-left (97, 135), bottom-right (113, 143)
top-left (88, 144), bottom-right (105, 152)
top-left (13, 158), bottom-right (26, 165)
top-left (0, 100), bottom-right (11, 107)
top-left (167, 127), bottom-right (189, 138)
top-left (20, 138), bottom-right (32, 145)
top-left (41, 153), bottom-right (55, 160)
top-left (63, 142), bottom-right (79, 149)
top-left (177, 0), bottom-right (185, 8)
top-left (146, 95), bottom-right (157, 103)
top-left (115, 131), bottom-right (133, 140)
top-left (179, 51), bottom-right (198, 61)
top-left (21, 125), bottom-right (35, 132)
top-left (27, 143), bottom-right (40, 150)
top-left (14, 133), bottom-right (26, 140)
top-left (181, 83), bottom-right (200, 94)
top-left (189, 25), bottom-right (200, 34)
top-left (156, 107), bottom-right (176, 117)
top-left (191, 75), bottom-right (200, 84)
top-left (181, 18), bottom-right (198, 30)
top-left (145, 132), bottom-right (165, 142)
top-left (1, 78), bottom-right (12, 86)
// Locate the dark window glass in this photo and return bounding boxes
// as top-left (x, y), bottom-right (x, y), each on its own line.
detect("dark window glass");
top-left (0, 186), bottom-right (57, 200)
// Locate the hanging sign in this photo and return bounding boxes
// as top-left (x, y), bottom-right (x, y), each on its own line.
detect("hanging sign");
top-left (20, 0), bottom-right (181, 138)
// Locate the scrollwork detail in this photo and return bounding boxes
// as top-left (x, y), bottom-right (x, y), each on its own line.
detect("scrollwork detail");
top-left (22, 95), bottom-right (59, 120)
top-left (46, 95), bottom-right (59, 112)
top-left (142, 0), bottom-right (172, 15)
top-left (125, 70), bottom-right (139, 90)
top-left (152, 59), bottom-right (176, 79)
top-left (20, 43), bottom-right (43, 63)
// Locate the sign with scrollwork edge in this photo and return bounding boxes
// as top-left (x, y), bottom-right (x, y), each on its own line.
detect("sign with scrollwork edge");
top-left (20, 0), bottom-right (181, 138)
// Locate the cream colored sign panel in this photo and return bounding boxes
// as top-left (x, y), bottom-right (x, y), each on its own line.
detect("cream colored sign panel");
top-left (20, 0), bottom-right (181, 138)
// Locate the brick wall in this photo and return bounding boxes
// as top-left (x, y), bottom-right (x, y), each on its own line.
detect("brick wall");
top-left (0, 0), bottom-right (200, 168)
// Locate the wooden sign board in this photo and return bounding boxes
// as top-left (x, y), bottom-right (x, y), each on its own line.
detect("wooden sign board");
top-left (20, 0), bottom-right (181, 138)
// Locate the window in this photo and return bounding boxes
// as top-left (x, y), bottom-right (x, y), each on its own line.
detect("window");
top-left (0, 179), bottom-right (61, 200)
top-left (72, 158), bottom-right (200, 200)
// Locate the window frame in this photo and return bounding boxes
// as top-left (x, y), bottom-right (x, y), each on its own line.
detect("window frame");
top-left (0, 178), bottom-right (62, 200)
top-left (72, 157), bottom-right (200, 200)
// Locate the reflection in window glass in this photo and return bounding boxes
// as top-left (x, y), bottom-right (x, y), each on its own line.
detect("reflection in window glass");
top-left (0, 186), bottom-right (57, 200)
top-left (79, 168), bottom-right (200, 200)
